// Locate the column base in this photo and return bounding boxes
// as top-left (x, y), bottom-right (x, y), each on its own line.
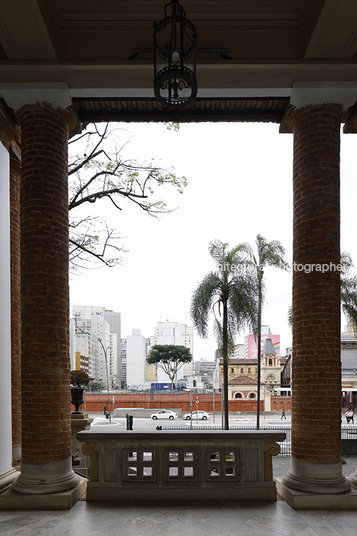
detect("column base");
top-left (349, 470), bottom-right (357, 489)
top-left (281, 457), bottom-right (351, 494)
top-left (0, 477), bottom-right (86, 510)
top-left (0, 468), bottom-right (20, 493)
top-left (12, 458), bottom-right (80, 495)
top-left (276, 478), bottom-right (357, 509)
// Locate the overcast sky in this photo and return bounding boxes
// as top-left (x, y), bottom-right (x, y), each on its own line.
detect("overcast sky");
top-left (69, 121), bottom-right (357, 361)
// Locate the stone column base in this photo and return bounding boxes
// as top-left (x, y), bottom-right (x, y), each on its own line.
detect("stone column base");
top-left (281, 458), bottom-right (351, 494)
top-left (0, 468), bottom-right (20, 493)
top-left (348, 470), bottom-right (357, 489)
top-left (276, 478), bottom-right (357, 510)
top-left (0, 477), bottom-right (86, 510)
top-left (12, 458), bottom-right (80, 495)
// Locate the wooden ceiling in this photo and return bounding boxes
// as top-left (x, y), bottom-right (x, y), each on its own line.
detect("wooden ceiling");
top-left (0, 1), bottom-right (357, 122)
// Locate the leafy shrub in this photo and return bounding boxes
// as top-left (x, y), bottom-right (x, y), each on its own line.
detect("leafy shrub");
top-left (70, 370), bottom-right (90, 387)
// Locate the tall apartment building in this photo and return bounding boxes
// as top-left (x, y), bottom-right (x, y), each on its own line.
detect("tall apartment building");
top-left (150, 321), bottom-right (194, 383)
top-left (104, 310), bottom-right (122, 385)
top-left (121, 338), bottom-right (127, 388)
top-left (71, 305), bottom-right (121, 387)
top-left (126, 329), bottom-right (150, 388)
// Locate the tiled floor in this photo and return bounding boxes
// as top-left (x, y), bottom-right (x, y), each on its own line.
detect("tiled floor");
top-left (1, 457), bottom-right (357, 536)
top-left (1, 500), bottom-right (357, 536)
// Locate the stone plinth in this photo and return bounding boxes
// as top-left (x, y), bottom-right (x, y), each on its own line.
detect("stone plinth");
top-left (276, 478), bottom-right (357, 510)
top-left (71, 413), bottom-right (93, 477)
top-left (0, 477), bottom-right (86, 510)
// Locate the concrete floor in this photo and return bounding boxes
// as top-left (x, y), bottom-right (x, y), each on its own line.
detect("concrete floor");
top-left (1, 492), bottom-right (357, 536)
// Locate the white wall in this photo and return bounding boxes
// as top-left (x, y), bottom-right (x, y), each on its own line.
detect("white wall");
top-left (0, 142), bottom-right (12, 475)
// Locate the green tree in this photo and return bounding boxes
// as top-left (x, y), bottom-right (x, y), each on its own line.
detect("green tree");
top-left (191, 240), bottom-right (258, 430)
top-left (242, 234), bottom-right (289, 430)
top-left (68, 124), bottom-right (187, 270)
top-left (89, 381), bottom-right (104, 392)
top-left (147, 345), bottom-right (192, 391)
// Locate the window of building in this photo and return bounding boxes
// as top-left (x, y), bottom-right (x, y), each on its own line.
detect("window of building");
top-left (249, 393), bottom-right (256, 399)
top-left (248, 368), bottom-right (251, 373)
top-left (234, 393), bottom-right (242, 398)
top-left (240, 368), bottom-right (244, 373)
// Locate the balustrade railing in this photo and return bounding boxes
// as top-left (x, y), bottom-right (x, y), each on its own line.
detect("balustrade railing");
top-left (77, 429), bottom-right (285, 503)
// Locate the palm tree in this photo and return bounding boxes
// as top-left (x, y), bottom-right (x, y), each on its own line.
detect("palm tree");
top-left (191, 240), bottom-right (257, 430)
top-left (242, 234), bottom-right (289, 430)
top-left (340, 252), bottom-right (357, 334)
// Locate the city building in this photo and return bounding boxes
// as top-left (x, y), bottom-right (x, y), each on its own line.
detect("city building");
top-left (74, 351), bottom-right (89, 374)
top-left (341, 326), bottom-right (357, 408)
top-left (120, 338), bottom-right (127, 388)
top-left (72, 306), bottom-right (121, 387)
top-left (150, 321), bottom-right (194, 382)
top-left (217, 358), bottom-right (258, 387)
top-left (244, 325), bottom-right (280, 359)
top-left (228, 375), bottom-right (260, 400)
top-left (261, 337), bottom-right (281, 389)
top-left (104, 310), bottom-right (122, 386)
top-left (126, 329), bottom-right (151, 388)
top-left (194, 360), bottom-right (216, 386)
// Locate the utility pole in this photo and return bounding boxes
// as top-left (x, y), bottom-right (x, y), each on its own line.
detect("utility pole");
top-left (97, 337), bottom-right (112, 423)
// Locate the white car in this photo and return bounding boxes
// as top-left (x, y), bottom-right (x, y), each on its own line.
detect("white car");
top-left (182, 410), bottom-right (210, 420)
top-left (150, 410), bottom-right (178, 420)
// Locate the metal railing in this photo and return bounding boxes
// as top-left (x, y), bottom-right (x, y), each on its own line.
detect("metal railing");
top-left (158, 424), bottom-right (357, 457)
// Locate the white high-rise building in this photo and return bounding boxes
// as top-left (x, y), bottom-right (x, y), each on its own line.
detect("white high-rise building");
top-left (104, 310), bottom-right (122, 385)
top-left (126, 329), bottom-right (150, 388)
top-left (121, 338), bottom-right (127, 388)
top-left (150, 321), bottom-right (194, 383)
top-left (71, 305), bottom-right (121, 387)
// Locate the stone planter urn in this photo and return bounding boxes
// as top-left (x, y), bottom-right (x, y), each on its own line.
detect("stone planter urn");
top-left (70, 369), bottom-right (90, 414)
top-left (71, 386), bottom-right (85, 414)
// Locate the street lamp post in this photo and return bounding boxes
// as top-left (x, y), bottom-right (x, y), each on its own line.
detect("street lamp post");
top-left (183, 388), bottom-right (193, 430)
top-left (97, 337), bottom-right (112, 423)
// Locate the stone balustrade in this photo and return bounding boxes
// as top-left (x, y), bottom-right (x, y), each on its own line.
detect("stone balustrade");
top-left (77, 429), bottom-right (285, 503)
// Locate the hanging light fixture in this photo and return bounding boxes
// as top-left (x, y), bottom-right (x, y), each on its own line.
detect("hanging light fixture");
top-left (153, 0), bottom-right (197, 108)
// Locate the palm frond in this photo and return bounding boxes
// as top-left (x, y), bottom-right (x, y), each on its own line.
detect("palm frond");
top-left (191, 272), bottom-right (221, 338)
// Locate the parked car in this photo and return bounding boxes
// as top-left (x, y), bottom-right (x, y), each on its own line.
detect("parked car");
top-left (150, 409), bottom-right (178, 420)
top-left (182, 410), bottom-right (210, 420)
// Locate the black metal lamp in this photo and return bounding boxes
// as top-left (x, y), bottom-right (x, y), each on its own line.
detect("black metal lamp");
top-left (153, 0), bottom-right (197, 108)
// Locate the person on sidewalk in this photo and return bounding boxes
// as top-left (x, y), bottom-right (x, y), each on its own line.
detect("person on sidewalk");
top-left (281, 408), bottom-right (286, 419)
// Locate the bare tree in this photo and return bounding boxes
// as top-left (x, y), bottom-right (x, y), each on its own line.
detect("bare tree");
top-left (68, 123), bottom-right (186, 270)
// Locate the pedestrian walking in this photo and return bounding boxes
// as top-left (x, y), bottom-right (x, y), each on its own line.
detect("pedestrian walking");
top-left (281, 408), bottom-right (286, 419)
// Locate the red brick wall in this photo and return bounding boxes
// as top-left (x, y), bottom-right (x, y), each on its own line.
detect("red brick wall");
top-left (83, 393), bottom-right (264, 413)
top-left (292, 104), bottom-right (342, 461)
top-left (19, 104), bottom-right (71, 463)
top-left (271, 395), bottom-right (292, 412)
top-left (10, 156), bottom-right (21, 459)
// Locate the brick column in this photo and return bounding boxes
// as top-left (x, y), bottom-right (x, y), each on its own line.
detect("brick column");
top-left (12, 103), bottom-right (79, 494)
top-left (282, 104), bottom-right (350, 494)
top-left (10, 155), bottom-right (22, 462)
